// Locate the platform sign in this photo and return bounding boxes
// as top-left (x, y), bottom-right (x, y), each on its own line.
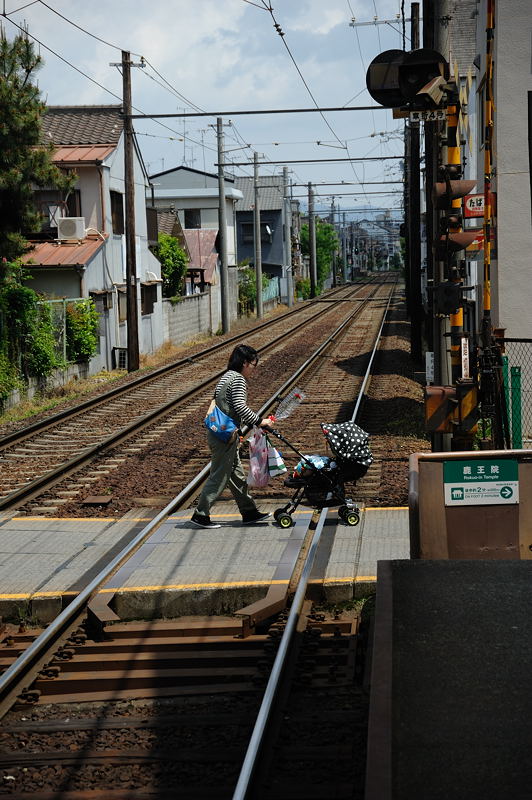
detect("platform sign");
top-left (444, 459), bottom-right (519, 506)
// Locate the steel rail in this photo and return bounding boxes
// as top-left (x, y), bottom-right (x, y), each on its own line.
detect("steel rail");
top-left (0, 284), bottom-right (374, 511)
top-left (231, 278), bottom-right (398, 799)
top-left (0, 280), bottom-right (394, 719)
top-left (0, 282), bottom-right (364, 451)
top-left (352, 281), bottom-right (397, 421)
top-left (231, 507), bottom-right (328, 800)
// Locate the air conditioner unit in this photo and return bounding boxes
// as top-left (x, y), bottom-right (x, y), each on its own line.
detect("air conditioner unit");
top-left (57, 217), bottom-right (86, 241)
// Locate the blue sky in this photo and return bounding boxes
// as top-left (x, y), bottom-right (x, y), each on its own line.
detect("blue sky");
top-left (3, 0), bottom-right (408, 215)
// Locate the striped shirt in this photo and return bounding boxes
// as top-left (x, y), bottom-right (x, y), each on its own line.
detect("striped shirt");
top-left (215, 370), bottom-right (261, 428)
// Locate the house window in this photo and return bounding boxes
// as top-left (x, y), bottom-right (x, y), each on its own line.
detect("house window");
top-left (141, 283), bottom-right (158, 315)
top-left (111, 191), bottom-right (125, 234)
top-left (184, 208), bottom-right (201, 228)
top-left (33, 190), bottom-right (81, 234)
top-left (241, 222), bottom-right (273, 244)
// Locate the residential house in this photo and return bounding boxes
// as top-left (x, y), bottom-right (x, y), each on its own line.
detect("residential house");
top-left (234, 174), bottom-right (285, 279)
top-left (22, 105), bottom-right (163, 373)
top-left (147, 165), bottom-right (243, 331)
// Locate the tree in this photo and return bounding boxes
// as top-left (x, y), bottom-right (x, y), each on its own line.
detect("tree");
top-left (300, 219), bottom-right (339, 292)
top-left (0, 29), bottom-right (75, 262)
top-left (154, 232), bottom-right (188, 298)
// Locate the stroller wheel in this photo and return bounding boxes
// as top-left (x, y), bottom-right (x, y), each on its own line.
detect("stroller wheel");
top-left (346, 510), bottom-right (360, 526)
top-left (277, 512), bottom-right (294, 529)
top-left (273, 508), bottom-right (284, 522)
top-left (339, 506), bottom-right (360, 526)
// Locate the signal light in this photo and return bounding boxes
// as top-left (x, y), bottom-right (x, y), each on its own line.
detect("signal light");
top-left (435, 231), bottom-right (481, 258)
top-left (432, 179), bottom-right (476, 209)
top-left (434, 281), bottom-right (463, 315)
top-left (398, 49), bottom-right (449, 108)
top-left (366, 48), bottom-right (450, 110)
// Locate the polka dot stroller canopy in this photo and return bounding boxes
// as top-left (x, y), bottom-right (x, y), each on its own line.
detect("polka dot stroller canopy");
top-left (321, 421), bottom-right (373, 467)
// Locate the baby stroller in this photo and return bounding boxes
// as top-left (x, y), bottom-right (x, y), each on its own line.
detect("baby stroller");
top-left (268, 421), bottom-right (373, 528)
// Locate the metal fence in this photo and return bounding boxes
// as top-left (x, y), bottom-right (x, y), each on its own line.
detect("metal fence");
top-left (500, 339), bottom-right (532, 448)
top-left (42, 298), bottom-right (86, 363)
top-left (262, 276), bottom-right (281, 304)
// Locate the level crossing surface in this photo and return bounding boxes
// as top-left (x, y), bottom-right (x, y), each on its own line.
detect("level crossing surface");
top-left (0, 503), bottom-right (409, 623)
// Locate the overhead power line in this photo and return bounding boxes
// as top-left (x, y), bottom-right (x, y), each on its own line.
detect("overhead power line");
top-left (221, 156), bottom-right (403, 166)
top-left (130, 105), bottom-right (385, 119)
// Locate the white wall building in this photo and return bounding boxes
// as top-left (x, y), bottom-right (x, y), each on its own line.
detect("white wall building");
top-left (23, 105), bottom-right (164, 372)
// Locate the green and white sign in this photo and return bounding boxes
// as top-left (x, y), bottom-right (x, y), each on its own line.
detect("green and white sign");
top-left (444, 459), bottom-right (519, 506)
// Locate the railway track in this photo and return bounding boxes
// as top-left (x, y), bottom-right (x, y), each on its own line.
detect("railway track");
top-left (0, 278), bottom-right (393, 517)
top-left (0, 275), bottom-right (409, 798)
top-left (0, 616), bottom-right (365, 798)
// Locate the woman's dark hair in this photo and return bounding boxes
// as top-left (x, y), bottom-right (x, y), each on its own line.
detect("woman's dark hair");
top-left (227, 344), bottom-right (259, 372)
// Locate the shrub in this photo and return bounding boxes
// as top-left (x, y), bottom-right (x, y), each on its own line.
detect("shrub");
top-left (154, 233), bottom-right (188, 298)
top-left (65, 299), bottom-right (99, 362)
top-left (295, 278), bottom-right (310, 300)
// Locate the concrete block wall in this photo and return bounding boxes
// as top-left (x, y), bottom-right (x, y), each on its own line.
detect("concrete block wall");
top-left (163, 272), bottom-right (241, 347)
top-left (2, 361), bottom-right (91, 412)
top-left (163, 292), bottom-right (215, 345)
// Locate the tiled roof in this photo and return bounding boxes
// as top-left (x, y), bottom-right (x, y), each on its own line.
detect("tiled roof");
top-left (234, 175), bottom-right (285, 211)
top-left (183, 229), bottom-right (218, 283)
top-left (42, 106), bottom-right (123, 146)
top-left (21, 234), bottom-right (107, 267)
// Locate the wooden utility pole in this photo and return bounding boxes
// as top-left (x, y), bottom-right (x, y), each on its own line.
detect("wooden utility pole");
top-left (253, 152), bottom-right (263, 319)
top-left (216, 117), bottom-right (230, 333)
top-left (308, 182), bottom-right (317, 298)
top-left (122, 50), bottom-right (140, 372)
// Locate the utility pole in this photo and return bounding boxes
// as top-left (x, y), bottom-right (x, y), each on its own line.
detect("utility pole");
top-left (122, 50), bottom-right (140, 372)
top-left (308, 182), bottom-right (317, 298)
top-left (330, 197), bottom-right (336, 287)
top-left (407, 3), bottom-right (422, 363)
top-left (283, 166), bottom-right (293, 307)
top-left (253, 152), bottom-right (263, 319)
top-left (342, 212), bottom-right (347, 282)
top-left (217, 117), bottom-right (230, 333)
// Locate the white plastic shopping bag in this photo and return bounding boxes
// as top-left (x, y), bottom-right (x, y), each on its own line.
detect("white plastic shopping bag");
top-left (247, 427), bottom-right (270, 487)
top-left (267, 441), bottom-right (287, 477)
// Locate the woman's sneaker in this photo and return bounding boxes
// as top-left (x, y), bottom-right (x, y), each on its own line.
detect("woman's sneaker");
top-left (191, 512), bottom-right (221, 529)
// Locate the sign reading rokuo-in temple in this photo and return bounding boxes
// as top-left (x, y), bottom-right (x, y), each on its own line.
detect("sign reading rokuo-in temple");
top-left (444, 459), bottom-right (519, 506)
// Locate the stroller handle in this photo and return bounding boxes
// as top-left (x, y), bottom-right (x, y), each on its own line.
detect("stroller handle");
top-left (261, 426), bottom-right (316, 465)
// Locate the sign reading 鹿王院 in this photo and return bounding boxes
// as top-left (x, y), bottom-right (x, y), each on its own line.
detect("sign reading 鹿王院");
top-left (444, 459), bottom-right (519, 506)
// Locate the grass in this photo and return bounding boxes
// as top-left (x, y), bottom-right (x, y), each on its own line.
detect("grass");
top-left (0, 303), bottom-right (292, 429)
top-left (0, 370), bottom-right (127, 427)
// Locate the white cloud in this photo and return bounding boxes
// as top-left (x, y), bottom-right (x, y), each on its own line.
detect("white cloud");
top-left (3, 0), bottom-right (405, 210)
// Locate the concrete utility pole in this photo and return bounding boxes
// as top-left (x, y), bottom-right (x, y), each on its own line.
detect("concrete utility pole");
top-left (253, 152), bottom-right (263, 319)
top-left (330, 197), bottom-right (337, 287)
top-left (122, 50), bottom-right (140, 372)
top-left (308, 182), bottom-right (317, 298)
top-left (407, 2), bottom-right (422, 363)
top-left (216, 117), bottom-right (230, 334)
top-left (342, 212), bottom-right (348, 282)
top-left (283, 166), bottom-right (293, 307)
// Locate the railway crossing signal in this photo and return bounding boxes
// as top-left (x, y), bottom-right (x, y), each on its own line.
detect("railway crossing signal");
top-left (366, 48), bottom-right (450, 110)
